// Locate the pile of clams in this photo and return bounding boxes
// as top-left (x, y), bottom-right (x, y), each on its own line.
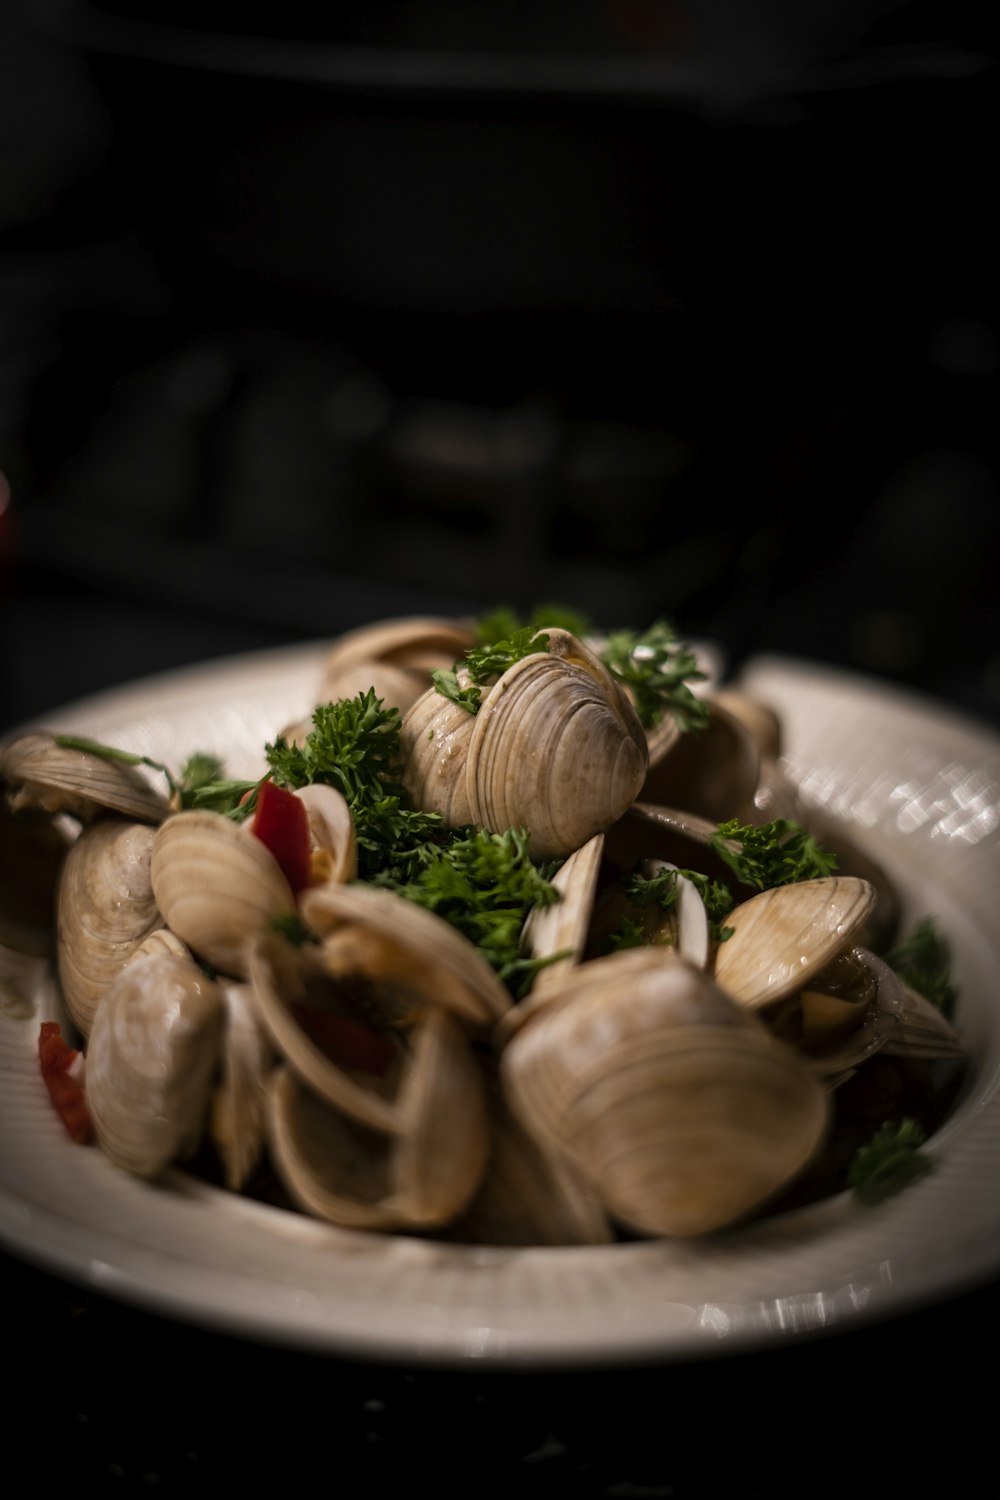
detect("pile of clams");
top-left (0, 616), bottom-right (965, 1243)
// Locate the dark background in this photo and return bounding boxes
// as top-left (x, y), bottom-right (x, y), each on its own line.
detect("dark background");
top-left (1, 3), bottom-right (997, 1493)
top-left (2, 0), bottom-right (998, 730)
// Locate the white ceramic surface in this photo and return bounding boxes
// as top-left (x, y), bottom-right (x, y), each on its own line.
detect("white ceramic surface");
top-left (1, 643), bottom-right (998, 1365)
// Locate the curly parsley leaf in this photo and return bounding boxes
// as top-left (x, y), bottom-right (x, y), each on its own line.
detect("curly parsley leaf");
top-left (432, 627), bottom-right (550, 715)
top-left (264, 691), bottom-right (445, 882)
top-left (375, 826), bottom-right (563, 996)
top-left (474, 604), bottom-right (591, 645)
top-left (848, 1118), bottom-right (933, 1205)
top-left (598, 621), bottom-right (709, 732)
top-left (885, 917), bottom-right (958, 1021)
top-left (627, 865), bottom-right (737, 943)
top-left (711, 818), bottom-right (838, 892)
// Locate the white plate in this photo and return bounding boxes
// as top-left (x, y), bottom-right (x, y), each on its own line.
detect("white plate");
top-left (2, 643), bottom-right (998, 1365)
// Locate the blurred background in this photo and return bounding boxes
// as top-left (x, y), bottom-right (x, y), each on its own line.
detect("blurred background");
top-left (1, 0), bottom-right (997, 729)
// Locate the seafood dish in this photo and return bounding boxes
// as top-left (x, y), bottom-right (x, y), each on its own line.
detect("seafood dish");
top-left (0, 613), bottom-right (968, 1248)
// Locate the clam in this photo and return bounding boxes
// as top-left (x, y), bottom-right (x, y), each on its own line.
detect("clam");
top-left (451, 1063), bottom-right (613, 1245)
top-left (500, 947), bottom-right (830, 1238)
top-left (85, 950), bottom-right (225, 1179)
top-left (209, 981), bottom-right (276, 1190)
top-left (265, 1002), bottom-right (490, 1231)
top-left (300, 882), bottom-right (512, 1029)
top-left (0, 732), bottom-right (170, 824)
top-left (317, 616), bottom-right (476, 716)
top-left (57, 819), bottom-right (164, 1036)
top-left (399, 628), bottom-right (648, 859)
top-left (150, 810), bottom-right (295, 979)
top-left (294, 783), bottom-right (358, 887)
top-left (764, 946), bottom-right (964, 1073)
top-left (398, 684), bottom-right (477, 827)
top-left (712, 876), bottom-right (877, 1011)
top-left (640, 696), bottom-right (761, 824)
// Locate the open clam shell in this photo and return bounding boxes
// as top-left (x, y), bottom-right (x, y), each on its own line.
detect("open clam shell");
top-left (0, 732), bottom-right (170, 824)
top-left (247, 929), bottom-right (406, 1135)
top-left (210, 980), bottom-right (276, 1191)
top-left (300, 882), bottom-right (512, 1028)
top-left (640, 697), bottom-right (760, 824)
top-left (712, 876), bottom-right (877, 1011)
top-left (265, 1004), bottom-right (490, 1231)
top-left (317, 616), bottom-right (475, 716)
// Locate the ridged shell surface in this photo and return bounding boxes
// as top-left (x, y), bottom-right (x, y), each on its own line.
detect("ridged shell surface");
top-left (57, 819), bottom-right (162, 1035)
top-left (466, 642), bottom-right (648, 860)
top-left (85, 952), bottom-right (225, 1179)
top-left (150, 810), bottom-right (295, 978)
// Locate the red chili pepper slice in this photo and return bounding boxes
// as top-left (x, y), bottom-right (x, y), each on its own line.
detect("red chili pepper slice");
top-left (250, 779), bottom-right (313, 894)
top-left (38, 1021), bottom-right (93, 1144)
top-left (290, 1003), bottom-right (396, 1077)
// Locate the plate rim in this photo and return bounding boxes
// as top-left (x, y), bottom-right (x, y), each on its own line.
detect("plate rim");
top-left (1, 641), bottom-right (998, 1365)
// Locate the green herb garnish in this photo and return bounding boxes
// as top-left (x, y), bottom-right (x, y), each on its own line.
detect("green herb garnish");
top-left (270, 911), bottom-right (318, 947)
top-left (627, 865), bottom-right (737, 943)
top-left (598, 621), bottom-right (709, 733)
top-left (847, 1119), bottom-right (933, 1204)
top-left (376, 825), bottom-right (562, 997)
top-left (711, 818), bottom-right (838, 891)
top-left (432, 627), bottom-right (550, 715)
top-left (264, 690), bottom-right (445, 883)
top-left (885, 917), bottom-right (958, 1021)
top-left (55, 736), bottom-right (233, 810)
top-left (474, 604), bottom-right (591, 645)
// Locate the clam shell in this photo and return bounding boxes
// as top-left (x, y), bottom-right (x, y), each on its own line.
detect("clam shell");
top-left (520, 832), bottom-right (604, 1001)
top-left (639, 697), bottom-right (760, 824)
top-left (452, 1063), bottom-right (613, 1246)
top-left (210, 980), bottom-right (276, 1190)
top-left (398, 685), bottom-right (477, 828)
top-left (300, 882), bottom-right (512, 1028)
top-left (294, 783), bottom-right (357, 887)
top-left (0, 800), bottom-right (70, 957)
top-left (501, 948), bottom-right (829, 1237)
top-left (85, 951), bottom-right (225, 1178)
top-left (0, 732), bottom-right (170, 823)
top-left (57, 819), bottom-right (163, 1036)
top-left (713, 876), bottom-right (877, 1011)
top-left (266, 1067), bottom-right (401, 1230)
top-left (466, 630), bottom-right (648, 860)
top-left (264, 1006), bottom-right (490, 1231)
top-left (318, 616), bottom-right (475, 716)
top-left (247, 929), bottom-right (404, 1134)
top-left (150, 810), bottom-right (295, 978)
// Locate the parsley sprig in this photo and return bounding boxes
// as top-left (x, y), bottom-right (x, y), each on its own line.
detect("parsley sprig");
top-left (432, 627), bottom-right (550, 715)
top-left (54, 736), bottom-right (227, 809)
top-left (627, 864), bottom-right (737, 943)
top-left (847, 1119), bottom-right (933, 1204)
top-left (261, 692), bottom-right (446, 883)
top-left (377, 826), bottom-right (563, 997)
top-left (885, 917), bottom-right (958, 1020)
top-left (710, 818), bottom-right (838, 891)
top-left (599, 621), bottom-right (709, 732)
